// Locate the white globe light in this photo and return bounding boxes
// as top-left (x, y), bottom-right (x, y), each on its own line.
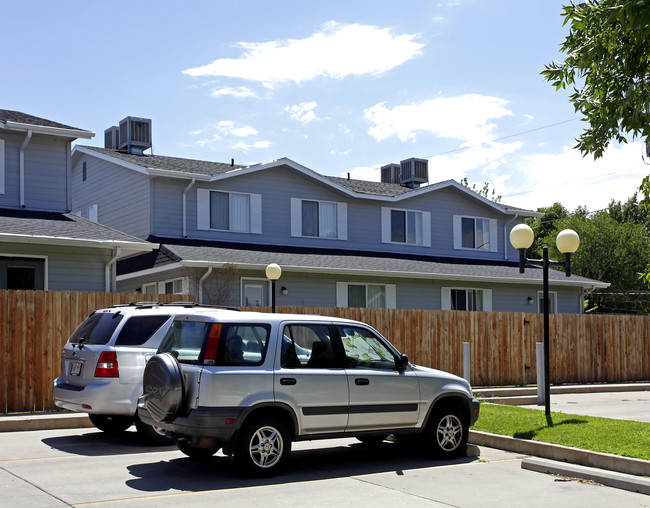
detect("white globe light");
top-left (265, 263), bottom-right (282, 281)
top-left (509, 223), bottom-right (535, 250)
top-left (556, 229), bottom-right (580, 254)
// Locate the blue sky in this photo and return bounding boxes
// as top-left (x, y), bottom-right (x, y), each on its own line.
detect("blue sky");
top-left (4, 0), bottom-right (648, 212)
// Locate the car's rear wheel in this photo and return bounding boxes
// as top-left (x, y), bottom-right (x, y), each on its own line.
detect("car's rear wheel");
top-left (234, 416), bottom-right (291, 476)
top-left (423, 406), bottom-right (468, 458)
top-left (176, 438), bottom-right (220, 459)
top-left (134, 414), bottom-right (173, 445)
top-left (88, 414), bottom-right (134, 435)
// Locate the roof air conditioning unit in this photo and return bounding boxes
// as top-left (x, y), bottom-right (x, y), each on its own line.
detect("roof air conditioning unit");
top-left (400, 158), bottom-right (428, 188)
top-left (104, 126), bottom-right (119, 149)
top-left (380, 163), bottom-right (401, 184)
top-left (119, 116), bottom-right (152, 155)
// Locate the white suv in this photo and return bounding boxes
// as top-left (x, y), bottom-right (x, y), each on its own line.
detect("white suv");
top-left (138, 309), bottom-right (480, 473)
top-left (53, 302), bottom-right (225, 444)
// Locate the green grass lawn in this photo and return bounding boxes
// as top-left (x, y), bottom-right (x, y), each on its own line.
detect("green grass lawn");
top-left (473, 403), bottom-right (650, 461)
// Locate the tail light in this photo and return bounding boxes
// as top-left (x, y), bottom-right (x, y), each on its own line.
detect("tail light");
top-left (203, 324), bottom-right (222, 365)
top-left (95, 352), bottom-right (119, 377)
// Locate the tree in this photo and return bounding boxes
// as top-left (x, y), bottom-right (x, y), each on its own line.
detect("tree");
top-left (459, 177), bottom-right (502, 203)
top-left (525, 202), bottom-right (570, 259)
top-left (542, 1), bottom-right (650, 159)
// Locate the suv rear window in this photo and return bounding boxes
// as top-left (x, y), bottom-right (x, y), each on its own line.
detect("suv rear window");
top-left (115, 315), bottom-right (171, 346)
top-left (159, 320), bottom-right (271, 366)
top-left (68, 312), bottom-right (124, 345)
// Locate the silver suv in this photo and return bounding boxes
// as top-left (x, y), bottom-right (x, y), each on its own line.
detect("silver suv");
top-left (53, 302), bottom-right (222, 444)
top-left (138, 309), bottom-right (480, 474)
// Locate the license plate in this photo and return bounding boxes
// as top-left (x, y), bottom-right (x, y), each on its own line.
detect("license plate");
top-left (70, 361), bottom-right (82, 376)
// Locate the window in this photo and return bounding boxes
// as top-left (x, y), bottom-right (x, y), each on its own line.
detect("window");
top-left (381, 207), bottom-right (431, 247)
top-left (68, 312), bottom-right (124, 346)
top-left (241, 278), bottom-right (269, 306)
top-left (291, 198), bottom-right (347, 240)
top-left (115, 315), bottom-right (170, 346)
top-left (140, 277), bottom-right (188, 295)
top-left (0, 138), bottom-right (5, 194)
top-left (453, 215), bottom-right (497, 252)
top-left (0, 256), bottom-right (45, 290)
top-left (281, 324), bottom-right (337, 368)
top-left (87, 204), bottom-right (98, 222)
top-left (82, 161), bottom-right (87, 182)
top-left (336, 282), bottom-right (396, 309)
top-left (337, 325), bottom-right (397, 370)
top-left (197, 188), bottom-right (262, 233)
top-left (538, 291), bottom-right (557, 314)
top-left (442, 287), bottom-right (492, 311)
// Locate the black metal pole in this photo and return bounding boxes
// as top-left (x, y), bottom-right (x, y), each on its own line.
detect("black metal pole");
top-left (542, 247), bottom-right (551, 416)
top-left (271, 279), bottom-right (276, 313)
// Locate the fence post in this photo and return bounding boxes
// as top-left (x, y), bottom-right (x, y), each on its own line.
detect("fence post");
top-left (463, 342), bottom-right (470, 383)
top-left (536, 342), bottom-right (545, 406)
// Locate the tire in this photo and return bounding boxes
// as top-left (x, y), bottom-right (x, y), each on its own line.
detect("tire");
top-left (88, 414), bottom-right (134, 435)
top-left (176, 439), bottom-right (220, 459)
top-left (356, 435), bottom-right (388, 446)
top-left (142, 353), bottom-right (184, 423)
top-left (135, 414), bottom-right (173, 446)
top-left (423, 406), bottom-right (468, 459)
top-left (234, 417), bottom-right (291, 477)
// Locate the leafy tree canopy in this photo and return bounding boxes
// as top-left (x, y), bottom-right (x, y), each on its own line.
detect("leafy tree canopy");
top-left (459, 177), bottom-right (502, 203)
top-left (542, 1), bottom-right (650, 159)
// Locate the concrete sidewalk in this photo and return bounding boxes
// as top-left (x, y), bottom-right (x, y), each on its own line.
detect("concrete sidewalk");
top-left (2, 383), bottom-right (649, 495)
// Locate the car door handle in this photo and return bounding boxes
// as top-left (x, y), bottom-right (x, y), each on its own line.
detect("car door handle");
top-left (280, 378), bottom-right (297, 385)
top-left (355, 378), bottom-right (370, 386)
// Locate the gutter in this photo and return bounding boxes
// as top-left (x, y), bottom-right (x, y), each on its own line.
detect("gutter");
top-left (182, 178), bottom-right (196, 238)
top-left (19, 129), bottom-right (32, 207)
top-left (198, 265), bottom-right (213, 304)
top-left (105, 247), bottom-right (121, 292)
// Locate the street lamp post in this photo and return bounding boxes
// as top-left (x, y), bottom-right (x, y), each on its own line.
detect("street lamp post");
top-left (265, 263), bottom-right (282, 313)
top-left (509, 224), bottom-right (580, 417)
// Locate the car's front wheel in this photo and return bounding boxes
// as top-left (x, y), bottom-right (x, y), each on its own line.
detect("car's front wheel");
top-left (88, 414), bottom-right (134, 435)
top-left (234, 416), bottom-right (291, 476)
top-left (423, 406), bottom-right (468, 458)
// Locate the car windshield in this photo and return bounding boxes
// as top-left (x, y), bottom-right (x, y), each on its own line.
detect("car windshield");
top-left (158, 320), bottom-right (271, 366)
top-left (68, 311), bottom-right (124, 345)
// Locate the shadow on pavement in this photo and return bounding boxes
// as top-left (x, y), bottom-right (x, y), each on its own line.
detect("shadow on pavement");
top-left (123, 441), bottom-right (478, 492)
top-left (41, 428), bottom-right (175, 456)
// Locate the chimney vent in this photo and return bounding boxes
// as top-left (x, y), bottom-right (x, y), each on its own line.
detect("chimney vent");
top-left (104, 126), bottom-right (119, 149)
top-left (399, 158), bottom-right (428, 188)
top-left (118, 116), bottom-right (152, 155)
top-left (380, 163), bottom-right (401, 184)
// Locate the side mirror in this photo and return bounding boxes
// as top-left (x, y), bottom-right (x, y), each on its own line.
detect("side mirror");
top-left (397, 354), bottom-right (409, 372)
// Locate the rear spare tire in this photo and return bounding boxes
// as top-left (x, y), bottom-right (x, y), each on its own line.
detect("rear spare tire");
top-left (142, 352), bottom-right (184, 424)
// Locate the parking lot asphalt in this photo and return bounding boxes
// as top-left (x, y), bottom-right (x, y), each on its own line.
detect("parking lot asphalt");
top-left (1, 384), bottom-right (649, 496)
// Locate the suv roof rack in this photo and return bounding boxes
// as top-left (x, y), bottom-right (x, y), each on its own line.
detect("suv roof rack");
top-left (108, 301), bottom-right (241, 311)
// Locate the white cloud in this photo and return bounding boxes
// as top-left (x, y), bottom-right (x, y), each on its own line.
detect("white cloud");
top-left (183, 22), bottom-right (423, 87)
top-left (211, 86), bottom-right (258, 98)
top-left (285, 102), bottom-right (318, 124)
top-left (233, 140), bottom-right (272, 150)
top-left (364, 94), bottom-right (513, 144)
top-left (501, 143), bottom-right (647, 211)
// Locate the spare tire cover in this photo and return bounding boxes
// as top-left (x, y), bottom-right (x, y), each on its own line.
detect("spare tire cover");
top-left (143, 353), bottom-right (184, 423)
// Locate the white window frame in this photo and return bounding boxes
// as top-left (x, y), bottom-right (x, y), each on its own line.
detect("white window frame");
top-left (142, 282), bottom-right (157, 294)
top-left (0, 139), bottom-right (5, 194)
top-left (0, 253), bottom-right (49, 290)
top-left (381, 207), bottom-right (431, 247)
top-left (537, 291), bottom-right (557, 314)
top-left (240, 277), bottom-right (270, 307)
top-left (453, 215), bottom-right (498, 252)
top-left (290, 198), bottom-right (347, 240)
top-left (441, 287), bottom-right (492, 311)
top-left (197, 188), bottom-right (262, 234)
top-left (336, 282), bottom-right (396, 309)
top-left (141, 277), bottom-right (189, 295)
top-left (87, 204), bottom-right (98, 222)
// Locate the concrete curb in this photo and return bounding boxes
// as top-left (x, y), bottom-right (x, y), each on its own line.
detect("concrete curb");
top-left (522, 457), bottom-right (650, 495)
top-left (0, 413), bottom-right (93, 432)
top-left (474, 382), bottom-right (650, 399)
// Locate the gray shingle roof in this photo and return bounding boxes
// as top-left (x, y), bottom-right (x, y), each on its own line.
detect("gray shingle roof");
top-left (79, 146), bottom-right (242, 176)
top-left (0, 208), bottom-right (151, 244)
top-left (123, 238), bottom-right (606, 288)
top-left (0, 109), bottom-right (87, 132)
top-left (327, 176), bottom-right (414, 197)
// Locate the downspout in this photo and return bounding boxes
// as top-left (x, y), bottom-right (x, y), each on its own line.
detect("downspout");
top-left (198, 265), bottom-right (213, 304)
top-left (19, 129), bottom-right (33, 208)
top-left (503, 213), bottom-right (519, 261)
top-left (105, 247), bottom-right (121, 292)
top-left (182, 178), bottom-right (196, 238)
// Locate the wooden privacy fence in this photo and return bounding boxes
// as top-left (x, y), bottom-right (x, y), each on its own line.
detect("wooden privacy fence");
top-left (1, 291), bottom-right (649, 413)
